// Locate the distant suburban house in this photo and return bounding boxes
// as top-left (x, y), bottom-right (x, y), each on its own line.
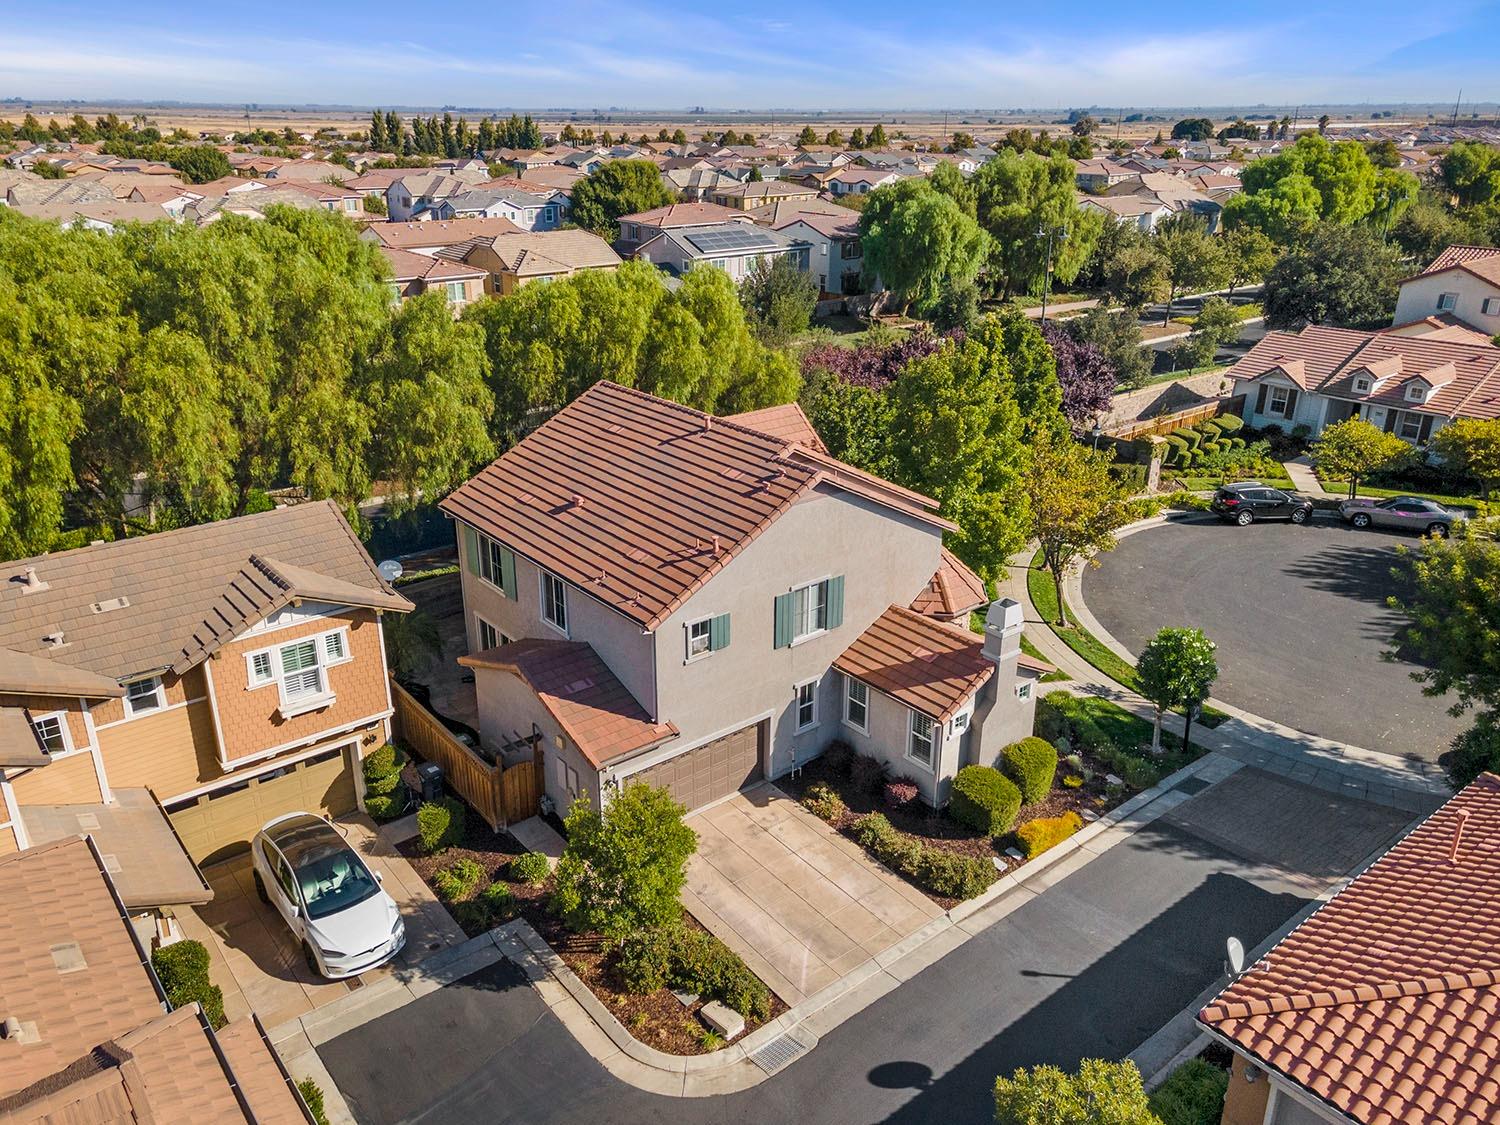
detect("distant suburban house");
top-left (1392, 244), bottom-right (1500, 338)
top-left (361, 216), bottom-right (524, 256)
top-left (1226, 324), bottom-right (1500, 442)
top-left (771, 207), bottom-right (868, 295)
top-left (440, 185), bottom-right (566, 229)
top-left (439, 381), bottom-right (1047, 818)
top-left (1199, 772), bottom-right (1500, 1125)
top-left (824, 167), bottom-right (903, 196)
top-left (459, 228), bottom-right (623, 294)
top-left (384, 170), bottom-right (490, 221)
top-left (635, 220), bottom-right (810, 281)
top-left (1073, 159), bottom-right (1137, 192)
top-left (1103, 172), bottom-right (1224, 231)
top-left (1077, 192), bottom-right (1174, 232)
top-left (707, 179), bottom-right (821, 211)
top-left (614, 201), bottom-right (752, 255)
top-left (378, 245), bottom-right (488, 310)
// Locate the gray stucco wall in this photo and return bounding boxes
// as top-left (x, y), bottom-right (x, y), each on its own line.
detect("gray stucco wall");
top-left (650, 485), bottom-right (942, 780)
top-left (469, 664), bottom-right (603, 814)
top-left (835, 675), bottom-right (972, 807)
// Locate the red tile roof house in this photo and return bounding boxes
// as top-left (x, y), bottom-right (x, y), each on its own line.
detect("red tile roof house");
top-left (1198, 773), bottom-right (1500, 1125)
top-left (439, 382), bottom-right (1049, 815)
top-left (1391, 244), bottom-right (1500, 339)
top-left (1226, 324), bottom-right (1500, 443)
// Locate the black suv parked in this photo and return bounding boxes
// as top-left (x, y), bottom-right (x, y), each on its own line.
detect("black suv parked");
top-left (1210, 481), bottom-right (1314, 526)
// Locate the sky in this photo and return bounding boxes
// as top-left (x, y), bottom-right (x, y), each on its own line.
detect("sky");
top-left (4, 1), bottom-right (1498, 111)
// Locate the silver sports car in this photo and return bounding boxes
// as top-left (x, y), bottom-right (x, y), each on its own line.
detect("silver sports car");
top-left (1338, 495), bottom-right (1464, 537)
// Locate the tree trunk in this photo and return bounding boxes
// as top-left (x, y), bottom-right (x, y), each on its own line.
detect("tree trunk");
top-left (1348, 474), bottom-right (1359, 500)
top-left (1151, 710), bottom-right (1163, 756)
top-left (1050, 564), bottom-right (1067, 627)
top-left (1181, 706), bottom-right (1194, 751)
top-left (1163, 286), bottom-right (1175, 326)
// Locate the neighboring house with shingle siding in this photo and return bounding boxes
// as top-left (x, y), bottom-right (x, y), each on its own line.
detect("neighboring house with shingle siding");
top-left (439, 382), bottom-right (1046, 816)
top-left (0, 502), bottom-right (411, 911)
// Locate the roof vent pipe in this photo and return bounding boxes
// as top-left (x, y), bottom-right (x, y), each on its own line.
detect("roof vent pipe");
top-left (1449, 809), bottom-right (1472, 863)
top-left (21, 566), bottom-right (49, 593)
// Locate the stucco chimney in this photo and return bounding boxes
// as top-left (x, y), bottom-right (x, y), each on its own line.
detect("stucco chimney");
top-left (981, 598), bottom-right (1023, 665)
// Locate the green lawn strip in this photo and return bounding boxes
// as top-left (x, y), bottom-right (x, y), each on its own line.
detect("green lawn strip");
top-left (1026, 550), bottom-right (1228, 728)
top-left (1123, 363), bottom-right (1229, 390)
top-left (1171, 474), bottom-right (1294, 491)
top-left (1313, 476), bottom-right (1486, 511)
top-left (1020, 633), bottom-right (1071, 682)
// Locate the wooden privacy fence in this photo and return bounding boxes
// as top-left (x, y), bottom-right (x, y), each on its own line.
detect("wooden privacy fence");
top-left (388, 677), bottom-right (543, 830)
top-left (1107, 395), bottom-right (1246, 443)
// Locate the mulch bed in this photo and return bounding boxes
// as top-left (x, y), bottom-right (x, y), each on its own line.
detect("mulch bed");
top-left (397, 813), bottom-right (786, 1056)
top-left (778, 754), bottom-right (1129, 908)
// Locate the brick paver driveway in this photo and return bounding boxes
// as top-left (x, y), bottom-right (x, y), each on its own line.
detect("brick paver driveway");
top-left (683, 786), bottom-right (941, 1005)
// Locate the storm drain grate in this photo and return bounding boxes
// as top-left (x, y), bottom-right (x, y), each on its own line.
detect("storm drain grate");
top-left (1172, 776), bottom-right (1213, 796)
top-left (750, 1034), bottom-right (808, 1075)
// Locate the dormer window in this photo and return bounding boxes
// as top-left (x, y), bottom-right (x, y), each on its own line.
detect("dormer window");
top-left (1407, 383), bottom-right (1426, 401)
top-left (1354, 378), bottom-right (1370, 393)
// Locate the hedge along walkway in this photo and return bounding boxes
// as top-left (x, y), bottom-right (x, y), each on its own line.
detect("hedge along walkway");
top-left (1006, 519), bottom-right (1449, 813)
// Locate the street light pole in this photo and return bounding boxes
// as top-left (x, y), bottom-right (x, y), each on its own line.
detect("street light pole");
top-left (1038, 224), bottom-right (1067, 325)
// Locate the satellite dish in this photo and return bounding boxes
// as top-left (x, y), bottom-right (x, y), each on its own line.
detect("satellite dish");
top-left (377, 559), bottom-right (404, 583)
top-left (1226, 936), bottom-right (1246, 977)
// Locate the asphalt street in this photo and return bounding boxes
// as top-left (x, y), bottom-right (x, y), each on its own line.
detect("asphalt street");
top-left (1085, 515), bottom-right (1469, 760)
top-left (318, 771), bottom-right (1409, 1125)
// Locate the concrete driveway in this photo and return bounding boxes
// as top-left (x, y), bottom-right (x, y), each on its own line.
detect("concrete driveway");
top-left (684, 787), bottom-right (941, 1004)
top-left (1084, 516), bottom-right (1468, 760)
top-left (316, 768), bottom-right (1414, 1125)
top-left (180, 816), bottom-right (465, 1029)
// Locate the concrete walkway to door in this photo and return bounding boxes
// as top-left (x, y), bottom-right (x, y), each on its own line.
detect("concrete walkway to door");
top-left (683, 786), bottom-right (941, 1005)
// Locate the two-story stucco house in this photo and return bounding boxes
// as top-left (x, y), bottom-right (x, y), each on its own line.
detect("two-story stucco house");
top-left (0, 502), bottom-right (411, 934)
top-left (1391, 244), bottom-right (1500, 338)
top-left (438, 384), bottom-right (1048, 818)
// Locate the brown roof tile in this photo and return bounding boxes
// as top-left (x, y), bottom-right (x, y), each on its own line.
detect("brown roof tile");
top-left (378, 245), bottom-right (486, 282)
top-left (725, 402), bottom-right (828, 453)
top-left (441, 382), bottom-right (951, 631)
top-left (1199, 773), bottom-right (1500, 1125)
top-left (833, 604), bottom-right (994, 721)
top-left (459, 639), bottom-right (676, 767)
top-left (1410, 243), bottom-right (1500, 286)
top-left (909, 548), bottom-right (988, 619)
top-left (214, 1016), bottom-right (311, 1124)
top-left (616, 201), bottom-right (746, 228)
top-left (367, 217), bottom-right (522, 249)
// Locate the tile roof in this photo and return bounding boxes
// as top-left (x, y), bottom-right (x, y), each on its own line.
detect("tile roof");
top-left (366, 217), bottom-right (523, 249)
top-left (1411, 243), bottom-right (1500, 286)
top-left (214, 1016), bottom-right (311, 1124)
top-left (0, 648), bottom-right (124, 699)
top-left (1229, 325), bottom-right (1500, 422)
top-left (833, 604), bottom-right (995, 721)
top-left (0, 706), bottom-right (50, 768)
top-left (664, 222), bottom-right (803, 258)
top-left (378, 245), bottom-right (486, 282)
top-left (459, 640), bottom-right (676, 767)
top-left (440, 382), bottom-right (951, 631)
top-left (909, 548), bottom-right (988, 620)
top-left (772, 208), bottom-right (860, 240)
top-left (0, 501), bottom-right (409, 683)
top-left (617, 201), bottom-right (746, 228)
top-left (1200, 773), bottom-right (1500, 1125)
top-left (466, 229), bottom-right (622, 276)
top-left (724, 403), bottom-right (828, 453)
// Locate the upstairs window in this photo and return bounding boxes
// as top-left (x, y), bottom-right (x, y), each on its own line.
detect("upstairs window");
top-left (1438, 292), bottom-right (1458, 311)
top-left (31, 713), bottom-right (69, 754)
top-left (774, 576), bottom-right (845, 648)
top-left (125, 676), bottom-right (165, 717)
top-left (542, 571), bottom-right (568, 634)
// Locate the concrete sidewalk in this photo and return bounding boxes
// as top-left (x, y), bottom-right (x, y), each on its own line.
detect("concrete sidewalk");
top-left (1284, 455), bottom-right (1340, 499)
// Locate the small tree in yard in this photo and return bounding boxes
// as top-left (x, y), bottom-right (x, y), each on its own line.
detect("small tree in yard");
top-left (1025, 430), bottom-right (1130, 626)
top-left (550, 782), bottom-right (697, 940)
top-left (1431, 418), bottom-right (1500, 503)
top-left (1172, 295), bottom-right (1242, 370)
top-left (1137, 627), bottom-right (1219, 755)
top-left (740, 254), bottom-right (818, 346)
top-left (1309, 417), bottom-right (1414, 499)
top-left (995, 1058), bottom-right (1163, 1125)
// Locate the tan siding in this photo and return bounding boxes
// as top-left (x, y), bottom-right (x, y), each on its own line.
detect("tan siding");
top-left (92, 666), bottom-right (203, 727)
top-left (1, 695), bottom-right (92, 749)
top-left (1222, 1054), bottom-right (1271, 1125)
top-left (10, 752), bottom-right (103, 806)
top-left (98, 699), bottom-right (221, 801)
top-left (213, 609), bottom-right (389, 763)
top-left (0, 824), bottom-right (18, 855)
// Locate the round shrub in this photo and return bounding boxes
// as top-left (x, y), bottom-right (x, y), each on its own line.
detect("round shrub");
top-left (1015, 811), bottom-right (1083, 858)
top-left (417, 797), bottom-right (465, 854)
top-left (949, 765), bottom-right (1022, 837)
top-left (821, 739), bottom-right (855, 776)
top-left (1001, 737), bottom-right (1059, 804)
top-left (433, 857), bottom-right (485, 902)
top-left (1180, 428), bottom-right (1203, 449)
top-left (508, 851), bottom-right (552, 886)
top-left (1035, 694), bottom-right (1071, 744)
top-left (364, 770), bottom-right (400, 798)
top-left (883, 779), bottom-right (919, 810)
top-left (480, 880), bottom-right (514, 910)
top-left (1162, 434), bottom-right (1189, 465)
top-left (364, 794), bottom-right (402, 821)
top-left (1214, 414), bottom-right (1243, 434)
top-left (1148, 1057), bottom-right (1229, 1125)
top-left (850, 753), bottom-right (888, 795)
top-left (801, 782), bottom-right (846, 823)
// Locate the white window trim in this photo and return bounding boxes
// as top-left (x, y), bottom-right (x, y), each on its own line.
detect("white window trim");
top-left (540, 570), bottom-right (569, 637)
top-left (1438, 292), bottom-right (1458, 311)
top-left (246, 650), bottom-right (275, 688)
top-left (477, 615), bottom-right (500, 652)
top-left (30, 710), bottom-right (74, 756)
top-left (793, 678), bottom-right (819, 733)
top-left (842, 676), bottom-right (869, 735)
top-left (1267, 386), bottom-right (1290, 416)
top-left (684, 616), bottom-right (713, 663)
top-left (906, 709), bottom-right (936, 771)
top-left (476, 531), bottom-right (510, 596)
top-left (244, 626), bottom-right (351, 690)
top-left (950, 709), bottom-right (971, 736)
top-left (123, 676), bottom-right (167, 718)
top-left (788, 574), bottom-right (833, 647)
top-left (1015, 681), bottom-right (1034, 701)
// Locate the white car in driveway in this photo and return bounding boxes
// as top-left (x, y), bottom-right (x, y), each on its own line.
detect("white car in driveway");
top-left (251, 812), bottom-right (405, 979)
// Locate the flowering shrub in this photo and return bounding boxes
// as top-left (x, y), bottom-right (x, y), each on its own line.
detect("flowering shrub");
top-left (883, 779), bottom-right (919, 809)
top-left (799, 329), bottom-right (954, 390)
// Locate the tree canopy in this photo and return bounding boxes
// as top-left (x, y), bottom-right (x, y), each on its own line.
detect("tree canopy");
top-left (1309, 417), bottom-right (1413, 498)
top-left (1138, 627), bottom-right (1219, 754)
top-left (1024, 429), bottom-right (1129, 625)
top-left (995, 1059), bottom-right (1163, 1125)
top-left (972, 151), bottom-right (1103, 298)
top-left (858, 178), bottom-right (991, 315)
top-left (1263, 223), bottom-right (1403, 329)
top-left (1430, 419), bottom-right (1500, 502)
top-left (567, 159), bottom-right (674, 237)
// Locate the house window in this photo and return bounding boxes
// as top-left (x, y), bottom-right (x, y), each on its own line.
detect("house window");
top-left (1407, 384), bottom-right (1426, 401)
top-left (477, 533), bottom-right (510, 595)
top-left (478, 617), bottom-right (499, 651)
top-left (1437, 292), bottom-right (1458, 311)
top-left (1354, 378), bottom-right (1370, 393)
top-left (541, 571), bottom-right (568, 634)
top-left (951, 711), bottom-right (970, 735)
top-left (844, 677), bottom-right (869, 733)
top-left (907, 711), bottom-right (935, 768)
top-left (124, 676), bottom-right (165, 716)
top-left (794, 679), bottom-right (818, 732)
top-left (841, 239), bottom-right (861, 259)
top-left (1483, 297), bottom-right (1500, 316)
top-left (1016, 681), bottom-right (1033, 701)
top-left (445, 281), bottom-right (465, 303)
top-left (544, 206), bottom-right (556, 222)
top-left (790, 579), bottom-right (829, 642)
top-left (279, 639), bottom-right (325, 703)
top-left (1398, 412), bottom-right (1424, 440)
top-left (1267, 386), bottom-right (1290, 416)
top-left (686, 619), bottom-right (712, 660)
top-left (323, 631), bottom-right (348, 663)
top-left (249, 651), bottom-right (275, 686)
top-left (31, 713), bottom-right (69, 754)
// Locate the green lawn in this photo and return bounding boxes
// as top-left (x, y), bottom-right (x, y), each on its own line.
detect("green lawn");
top-left (1020, 633), bottom-right (1071, 682)
top-left (1027, 550), bottom-right (1228, 727)
top-left (1314, 476), bottom-right (1486, 511)
top-left (1123, 363), bottom-right (1230, 391)
top-left (1172, 474), bottom-right (1294, 491)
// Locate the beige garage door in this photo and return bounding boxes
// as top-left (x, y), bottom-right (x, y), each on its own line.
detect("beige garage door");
top-left (632, 722), bottom-right (764, 811)
top-left (168, 743), bottom-right (357, 866)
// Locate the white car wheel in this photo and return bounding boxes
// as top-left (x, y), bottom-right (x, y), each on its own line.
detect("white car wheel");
top-left (1351, 512), bottom-right (1371, 528)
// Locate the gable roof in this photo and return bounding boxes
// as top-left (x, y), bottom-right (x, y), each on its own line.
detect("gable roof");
top-left (379, 245), bottom-right (486, 283)
top-left (366, 217), bottom-right (523, 250)
top-left (833, 604), bottom-right (994, 721)
top-left (617, 201), bottom-right (746, 229)
top-left (1229, 325), bottom-right (1500, 420)
top-left (0, 501), bottom-right (410, 684)
top-left (465, 229), bottom-right (621, 276)
top-left (909, 548), bottom-right (988, 620)
top-left (459, 639), bottom-right (676, 767)
top-left (1199, 774), bottom-right (1500, 1125)
top-left (1407, 243), bottom-right (1500, 287)
top-left (725, 402), bottom-right (829, 453)
top-left (440, 382), bottom-right (951, 632)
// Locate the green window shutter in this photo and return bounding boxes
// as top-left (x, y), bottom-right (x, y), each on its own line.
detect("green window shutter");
top-left (462, 524), bottom-right (479, 574)
top-left (826, 575), bottom-right (845, 630)
top-left (773, 593), bottom-right (794, 649)
top-left (709, 613), bottom-right (731, 651)
top-left (499, 545), bottom-right (517, 599)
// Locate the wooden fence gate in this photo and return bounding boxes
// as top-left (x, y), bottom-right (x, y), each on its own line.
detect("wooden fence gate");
top-left (501, 749), bottom-right (545, 825)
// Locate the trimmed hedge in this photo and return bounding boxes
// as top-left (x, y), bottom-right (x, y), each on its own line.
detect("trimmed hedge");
top-left (849, 813), bottom-right (995, 899)
top-left (151, 939), bottom-right (226, 1029)
top-left (618, 923), bottom-right (772, 1021)
top-left (949, 765), bottom-right (1023, 836)
top-left (363, 743), bottom-right (405, 779)
top-left (1148, 1058), bottom-right (1229, 1125)
top-left (509, 851), bottom-right (552, 885)
top-left (1001, 737), bottom-right (1059, 804)
top-left (1214, 413), bottom-right (1244, 435)
top-left (364, 770), bottom-right (400, 798)
top-left (364, 794), bottom-right (401, 821)
top-left (417, 797), bottom-right (465, 854)
top-left (433, 857), bottom-right (485, 902)
top-left (1016, 811), bottom-right (1083, 858)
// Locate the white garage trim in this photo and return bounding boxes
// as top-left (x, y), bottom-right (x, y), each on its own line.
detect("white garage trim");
top-left (164, 732), bottom-right (367, 807)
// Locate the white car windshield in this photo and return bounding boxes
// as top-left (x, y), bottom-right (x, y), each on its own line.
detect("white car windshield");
top-left (295, 845), bottom-right (380, 919)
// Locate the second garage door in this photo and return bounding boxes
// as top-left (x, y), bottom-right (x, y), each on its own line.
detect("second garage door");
top-left (632, 722), bottom-right (764, 811)
top-left (167, 742), bottom-right (358, 866)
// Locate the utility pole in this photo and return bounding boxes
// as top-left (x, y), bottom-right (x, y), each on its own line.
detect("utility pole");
top-left (1038, 225), bottom-right (1067, 325)
top-left (1452, 90), bottom-right (1463, 127)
